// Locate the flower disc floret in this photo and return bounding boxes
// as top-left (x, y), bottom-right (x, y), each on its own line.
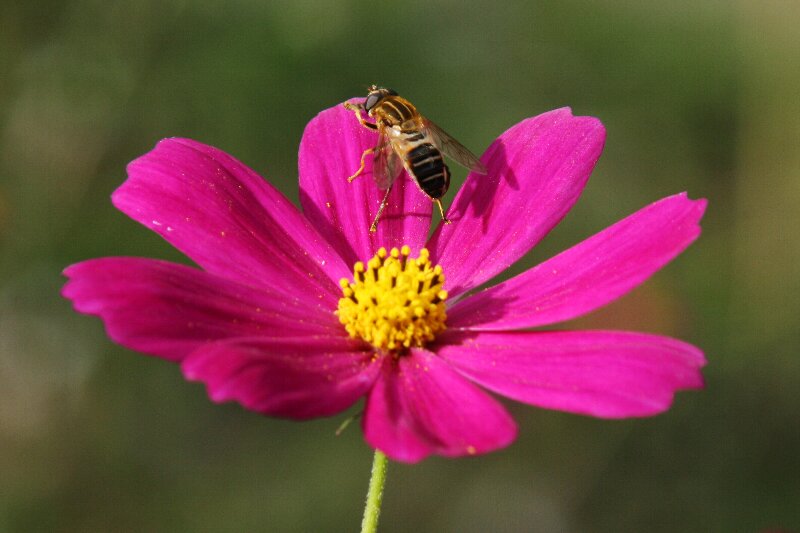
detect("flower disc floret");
top-left (337, 246), bottom-right (448, 353)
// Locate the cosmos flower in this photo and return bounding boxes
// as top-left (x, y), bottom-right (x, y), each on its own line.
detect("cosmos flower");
top-left (63, 103), bottom-right (706, 463)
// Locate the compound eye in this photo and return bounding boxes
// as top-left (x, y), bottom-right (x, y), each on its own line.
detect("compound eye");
top-left (364, 92), bottom-right (382, 112)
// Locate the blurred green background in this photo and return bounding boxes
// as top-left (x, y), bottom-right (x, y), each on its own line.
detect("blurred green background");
top-left (1, 1), bottom-right (798, 531)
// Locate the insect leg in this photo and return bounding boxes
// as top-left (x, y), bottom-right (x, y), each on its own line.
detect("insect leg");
top-left (370, 185), bottom-right (394, 233)
top-left (434, 199), bottom-right (451, 224)
top-left (343, 102), bottom-right (378, 131)
top-left (348, 146), bottom-right (378, 182)
top-left (348, 140), bottom-right (391, 182)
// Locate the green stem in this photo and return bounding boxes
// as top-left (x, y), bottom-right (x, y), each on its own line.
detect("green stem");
top-left (360, 449), bottom-right (389, 533)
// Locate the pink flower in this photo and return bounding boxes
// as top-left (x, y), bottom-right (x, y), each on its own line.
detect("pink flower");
top-left (63, 103), bottom-right (706, 463)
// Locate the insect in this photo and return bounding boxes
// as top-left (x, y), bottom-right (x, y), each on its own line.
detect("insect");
top-left (344, 85), bottom-right (487, 232)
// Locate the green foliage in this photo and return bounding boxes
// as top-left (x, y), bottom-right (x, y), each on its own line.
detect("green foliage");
top-left (1, 1), bottom-right (797, 531)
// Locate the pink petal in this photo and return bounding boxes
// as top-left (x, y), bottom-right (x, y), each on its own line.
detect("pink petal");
top-left (113, 138), bottom-right (350, 301)
top-left (438, 330), bottom-right (705, 418)
top-left (181, 336), bottom-right (379, 420)
top-left (448, 193), bottom-right (707, 329)
top-left (298, 101), bottom-right (433, 266)
top-left (362, 350), bottom-right (517, 463)
top-left (62, 258), bottom-right (340, 362)
top-left (428, 108), bottom-right (606, 297)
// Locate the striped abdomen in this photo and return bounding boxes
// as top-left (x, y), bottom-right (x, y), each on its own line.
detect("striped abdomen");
top-left (404, 138), bottom-right (450, 199)
top-left (372, 95), bottom-right (450, 199)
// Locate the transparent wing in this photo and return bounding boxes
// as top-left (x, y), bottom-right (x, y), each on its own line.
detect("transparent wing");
top-left (373, 131), bottom-right (402, 190)
top-left (421, 118), bottom-right (487, 174)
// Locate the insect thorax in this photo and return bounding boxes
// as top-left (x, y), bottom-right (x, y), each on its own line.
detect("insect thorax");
top-left (372, 96), bottom-right (420, 130)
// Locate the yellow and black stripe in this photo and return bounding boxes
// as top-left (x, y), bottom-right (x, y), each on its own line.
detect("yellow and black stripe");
top-left (378, 98), bottom-right (415, 124)
top-left (405, 142), bottom-right (450, 199)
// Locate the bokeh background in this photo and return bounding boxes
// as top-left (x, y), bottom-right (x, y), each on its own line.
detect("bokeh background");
top-left (1, 1), bottom-right (798, 531)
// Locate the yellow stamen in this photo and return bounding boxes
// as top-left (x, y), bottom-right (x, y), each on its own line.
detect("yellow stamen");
top-left (336, 246), bottom-right (448, 353)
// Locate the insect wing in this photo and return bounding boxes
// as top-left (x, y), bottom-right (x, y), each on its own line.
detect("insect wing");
top-left (372, 131), bottom-right (401, 190)
top-left (421, 118), bottom-right (487, 174)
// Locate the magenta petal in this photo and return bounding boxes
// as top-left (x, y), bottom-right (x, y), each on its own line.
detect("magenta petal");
top-left (298, 101), bottom-right (433, 266)
top-left (62, 258), bottom-right (340, 362)
top-left (428, 108), bottom-right (606, 297)
top-left (114, 138), bottom-right (350, 301)
top-left (448, 193), bottom-right (707, 329)
top-left (362, 350), bottom-right (517, 463)
top-left (181, 336), bottom-right (379, 419)
top-left (438, 330), bottom-right (705, 418)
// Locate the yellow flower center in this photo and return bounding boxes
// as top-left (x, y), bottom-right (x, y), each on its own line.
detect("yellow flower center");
top-left (337, 246), bottom-right (448, 353)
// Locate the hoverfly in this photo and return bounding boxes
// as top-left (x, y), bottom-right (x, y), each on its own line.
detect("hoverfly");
top-left (344, 85), bottom-right (487, 232)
